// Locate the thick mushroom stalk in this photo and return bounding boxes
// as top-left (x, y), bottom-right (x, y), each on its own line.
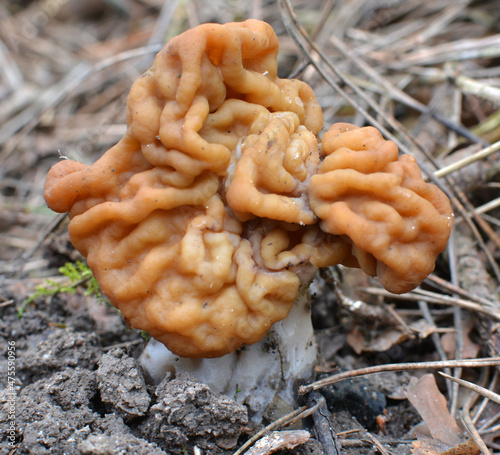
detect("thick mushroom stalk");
top-left (44, 20), bottom-right (453, 418)
top-left (139, 284), bottom-right (316, 420)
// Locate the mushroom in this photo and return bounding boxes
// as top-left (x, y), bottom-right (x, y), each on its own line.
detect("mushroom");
top-left (308, 123), bottom-right (454, 294)
top-left (44, 19), bottom-right (453, 417)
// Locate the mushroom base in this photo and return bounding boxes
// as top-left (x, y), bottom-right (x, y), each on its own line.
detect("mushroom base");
top-left (138, 284), bottom-right (317, 422)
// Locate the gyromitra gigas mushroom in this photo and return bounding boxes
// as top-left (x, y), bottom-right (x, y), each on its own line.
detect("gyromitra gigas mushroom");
top-left (308, 123), bottom-right (454, 295)
top-left (44, 20), bottom-right (453, 365)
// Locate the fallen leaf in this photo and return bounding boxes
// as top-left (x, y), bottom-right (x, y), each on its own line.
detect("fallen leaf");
top-left (347, 319), bottom-right (436, 354)
top-left (347, 326), bottom-right (409, 354)
top-left (441, 317), bottom-right (480, 360)
top-left (412, 438), bottom-right (450, 454)
top-left (406, 374), bottom-right (462, 446)
top-left (411, 437), bottom-right (481, 455)
top-left (439, 438), bottom-right (481, 455)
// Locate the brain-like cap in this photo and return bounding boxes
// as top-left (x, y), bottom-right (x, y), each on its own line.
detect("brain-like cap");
top-left (308, 123), bottom-right (454, 294)
top-left (44, 20), bottom-right (453, 358)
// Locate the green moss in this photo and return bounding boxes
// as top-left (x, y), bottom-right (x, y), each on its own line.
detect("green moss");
top-left (19, 261), bottom-right (106, 317)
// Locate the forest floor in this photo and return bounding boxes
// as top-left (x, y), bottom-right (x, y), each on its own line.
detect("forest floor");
top-left (1, 1), bottom-right (500, 454)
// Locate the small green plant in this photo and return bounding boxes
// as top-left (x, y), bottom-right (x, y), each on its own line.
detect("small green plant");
top-left (19, 261), bottom-right (106, 317)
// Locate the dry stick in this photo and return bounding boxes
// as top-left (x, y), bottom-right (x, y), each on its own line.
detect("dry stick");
top-left (321, 0), bottom-right (365, 40)
top-left (299, 358), bottom-right (500, 394)
top-left (350, 4), bottom-right (424, 56)
top-left (0, 300), bottom-right (15, 308)
top-left (280, 0), bottom-right (492, 265)
top-left (444, 228), bottom-right (460, 418)
top-left (140, 0), bottom-right (180, 68)
top-left (467, 197), bottom-right (500, 218)
top-left (435, 139), bottom-right (500, 178)
top-left (480, 422), bottom-right (500, 439)
top-left (360, 287), bottom-right (500, 321)
top-left (364, 433), bottom-right (391, 455)
top-left (459, 423), bottom-right (489, 455)
top-left (277, 0), bottom-right (415, 156)
top-left (0, 61), bottom-right (91, 151)
top-left (478, 402), bottom-right (500, 434)
top-left (362, 0), bottom-right (462, 58)
top-left (398, 34), bottom-right (500, 67)
top-left (410, 80), bottom-right (451, 139)
top-left (21, 212), bottom-right (67, 262)
top-left (473, 370), bottom-right (499, 426)
top-left (308, 392), bottom-right (339, 455)
top-left (452, 375), bottom-right (493, 455)
top-left (327, 33), bottom-right (484, 145)
top-left (250, 0), bottom-right (263, 21)
top-left (339, 438), bottom-right (413, 448)
top-left (140, 2), bottom-right (183, 71)
top-left (454, 197), bottom-right (500, 229)
top-left (406, 79), bottom-right (499, 277)
top-left (454, 73), bottom-right (500, 106)
top-left (451, 306), bottom-right (464, 419)
top-left (444, 179), bottom-right (500, 283)
top-left (409, 1), bottom-right (469, 49)
top-left (455, 227), bottom-right (500, 363)
top-left (453, 183), bottom-right (500, 266)
top-left (278, 0), bottom-right (468, 223)
top-left (232, 405), bottom-right (314, 455)
top-left (0, 35), bottom-right (23, 90)
top-left (302, 2), bottom-right (496, 288)
top-left (418, 300), bottom-right (453, 397)
top-left (432, 144), bottom-right (500, 279)
top-left (148, 0), bottom-right (180, 46)
top-left (0, 44), bottom-right (162, 154)
top-left (439, 372), bottom-right (500, 407)
top-left (482, 213), bottom-right (500, 229)
top-left (386, 305), bottom-right (414, 336)
top-left (1, 212), bottom-right (68, 279)
top-left (278, 0), bottom-right (493, 273)
top-left (425, 274), bottom-right (495, 309)
top-left (448, 227), bottom-right (464, 420)
top-left (309, 0), bottom-right (336, 42)
top-left (185, 0), bottom-right (200, 28)
top-left (448, 84), bottom-right (462, 150)
top-left (472, 108), bottom-right (500, 139)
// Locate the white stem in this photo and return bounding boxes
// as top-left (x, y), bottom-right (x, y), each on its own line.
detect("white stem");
top-left (139, 284), bottom-right (317, 422)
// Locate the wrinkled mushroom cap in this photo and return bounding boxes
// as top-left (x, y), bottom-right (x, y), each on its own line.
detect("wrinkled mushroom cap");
top-left (44, 21), bottom-right (453, 357)
top-left (309, 123), bottom-right (454, 294)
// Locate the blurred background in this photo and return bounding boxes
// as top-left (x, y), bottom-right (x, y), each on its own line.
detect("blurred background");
top-left (1, 0), bottom-right (500, 275)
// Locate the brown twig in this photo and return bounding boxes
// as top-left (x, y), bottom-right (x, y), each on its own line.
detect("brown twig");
top-left (299, 358), bottom-right (500, 394)
top-left (359, 287), bottom-right (500, 321)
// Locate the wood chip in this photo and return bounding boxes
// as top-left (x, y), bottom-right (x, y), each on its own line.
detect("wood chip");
top-left (243, 430), bottom-right (310, 455)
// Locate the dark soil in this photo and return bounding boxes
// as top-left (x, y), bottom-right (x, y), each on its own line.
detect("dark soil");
top-left (0, 257), bottom-right (420, 454)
